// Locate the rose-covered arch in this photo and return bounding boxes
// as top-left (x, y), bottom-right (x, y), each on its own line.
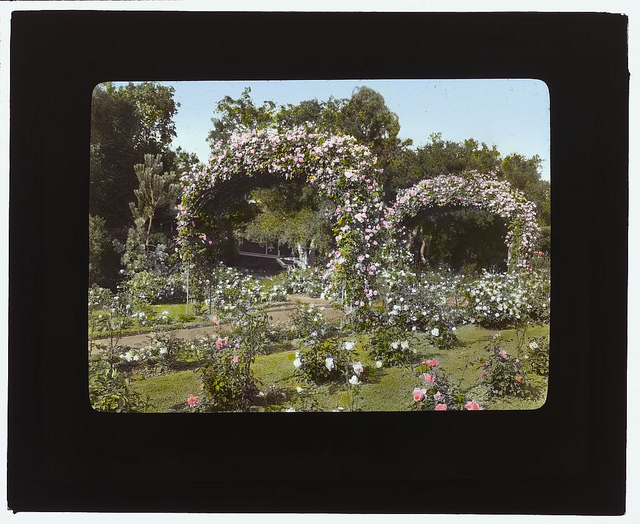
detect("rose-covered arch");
top-left (387, 174), bottom-right (540, 271)
top-left (176, 125), bottom-right (388, 310)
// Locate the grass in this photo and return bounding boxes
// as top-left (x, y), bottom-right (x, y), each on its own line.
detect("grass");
top-left (123, 322), bottom-right (550, 413)
top-left (129, 370), bottom-right (204, 412)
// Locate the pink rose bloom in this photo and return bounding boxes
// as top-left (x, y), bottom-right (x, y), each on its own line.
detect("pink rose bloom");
top-left (435, 403), bottom-right (448, 411)
top-left (425, 358), bottom-right (440, 367)
top-left (215, 339), bottom-right (223, 350)
top-left (231, 355), bottom-right (239, 364)
top-left (187, 394), bottom-right (199, 408)
top-left (413, 389), bottom-right (425, 402)
top-left (211, 315), bottom-right (220, 326)
top-left (423, 373), bottom-right (435, 383)
top-left (499, 350), bottom-right (508, 359)
top-left (434, 391), bottom-right (442, 401)
top-left (464, 401), bottom-right (484, 411)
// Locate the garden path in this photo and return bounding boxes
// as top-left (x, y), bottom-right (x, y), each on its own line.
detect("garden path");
top-left (90, 294), bottom-right (341, 350)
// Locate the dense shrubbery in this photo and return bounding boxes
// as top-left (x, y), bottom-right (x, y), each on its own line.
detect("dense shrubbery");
top-left (293, 337), bottom-right (357, 384)
top-left (464, 266), bottom-right (550, 328)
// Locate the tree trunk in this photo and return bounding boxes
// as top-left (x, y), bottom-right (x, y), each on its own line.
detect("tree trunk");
top-left (145, 212), bottom-right (155, 252)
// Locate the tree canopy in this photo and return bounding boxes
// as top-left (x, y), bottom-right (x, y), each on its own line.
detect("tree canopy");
top-left (90, 82), bottom-right (179, 231)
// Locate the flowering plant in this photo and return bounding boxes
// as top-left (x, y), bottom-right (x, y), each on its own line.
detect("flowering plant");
top-left (387, 173), bottom-right (540, 271)
top-left (480, 334), bottom-right (541, 400)
top-left (176, 125), bottom-right (387, 313)
top-left (289, 301), bottom-right (333, 340)
top-left (368, 326), bottom-right (415, 367)
top-left (293, 336), bottom-right (354, 384)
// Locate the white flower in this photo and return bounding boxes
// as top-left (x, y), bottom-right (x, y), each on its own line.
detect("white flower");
top-left (295, 351), bottom-right (300, 358)
top-left (352, 361), bottom-right (364, 375)
top-left (391, 341), bottom-right (400, 349)
top-left (296, 386), bottom-right (304, 394)
top-left (529, 341), bottom-right (539, 350)
top-left (430, 327), bottom-right (440, 337)
top-left (375, 360), bottom-right (383, 368)
top-left (159, 348), bottom-right (168, 356)
top-left (293, 358), bottom-right (302, 369)
top-left (400, 340), bottom-right (409, 350)
top-left (257, 391), bottom-right (265, 398)
top-left (284, 407), bottom-right (296, 412)
top-left (344, 341), bottom-right (355, 351)
top-left (349, 375), bottom-right (359, 385)
top-left (325, 357), bottom-right (335, 371)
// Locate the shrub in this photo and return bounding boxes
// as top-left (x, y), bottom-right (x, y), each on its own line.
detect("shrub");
top-left (89, 359), bottom-right (154, 413)
top-left (368, 326), bottom-right (415, 367)
top-left (289, 301), bottom-right (332, 340)
top-left (411, 360), bottom-right (471, 411)
top-left (380, 268), bottom-right (462, 345)
top-left (464, 269), bottom-right (550, 328)
top-left (522, 336), bottom-right (550, 377)
top-left (480, 334), bottom-right (541, 400)
top-left (283, 266), bottom-right (326, 297)
top-left (200, 349), bottom-right (258, 411)
top-left (293, 337), bottom-right (354, 384)
top-left (464, 271), bottom-right (529, 328)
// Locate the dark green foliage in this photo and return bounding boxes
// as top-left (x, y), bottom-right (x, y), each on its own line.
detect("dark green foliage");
top-left (523, 336), bottom-right (550, 378)
top-left (89, 359), bottom-right (154, 413)
top-left (369, 326), bottom-right (414, 367)
top-left (200, 349), bottom-right (257, 411)
top-left (89, 214), bottom-right (111, 285)
top-left (481, 336), bottom-right (541, 400)
top-left (90, 82), bottom-right (178, 231)
top-left (295, 337), bottom-right (352, 384)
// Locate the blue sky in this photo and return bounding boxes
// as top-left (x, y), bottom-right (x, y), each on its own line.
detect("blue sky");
top-left (141, 79), bottom-right (551, 180)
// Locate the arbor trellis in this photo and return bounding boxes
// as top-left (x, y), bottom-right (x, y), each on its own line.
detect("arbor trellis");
top-left (388, 174), bottom-right (540, 271)
top-left (177, 125), bottom-right (387, 310)
top-left (177, 126), bottom-right (539, 312)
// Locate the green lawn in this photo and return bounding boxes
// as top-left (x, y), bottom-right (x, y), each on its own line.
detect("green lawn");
top-left (127, 323), bottom-right (550, 413)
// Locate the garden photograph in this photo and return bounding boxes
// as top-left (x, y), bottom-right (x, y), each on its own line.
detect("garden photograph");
top-left (88, 79), bottom-right (551, 414)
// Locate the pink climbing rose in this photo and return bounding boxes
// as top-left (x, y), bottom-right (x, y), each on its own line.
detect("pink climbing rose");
top-left (413, 388), bottom-right (426, 402)
top-left (187, 394), bottom-right (199, 408)
top-left (435, 403), bottom-right (448, 411)
top-left (464, 401), bottom-right (484, 411)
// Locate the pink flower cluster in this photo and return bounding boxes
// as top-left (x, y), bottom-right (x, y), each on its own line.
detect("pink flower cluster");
top-left (177, 125), bottom-right (388, 310)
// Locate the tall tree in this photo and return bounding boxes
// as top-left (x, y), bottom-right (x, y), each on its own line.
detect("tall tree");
top-left (207, 87), bottom-right (276, 145)
top-left (90, 82), bottom-right (178, 231)
top-left (130, 154), bottom-right (180, 251)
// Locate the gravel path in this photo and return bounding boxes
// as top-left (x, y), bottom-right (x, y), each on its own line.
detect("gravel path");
top-left (90, 294), bottom-right (342, 350)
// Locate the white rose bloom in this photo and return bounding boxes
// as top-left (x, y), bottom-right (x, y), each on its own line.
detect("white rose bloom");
top-left (293, 358), bottom-right (302, 369)
top-left (296, 386), bottom-right (304, 394)
top-left (391, 341), bottom-right (399, 349)
top-left (344, 341), bottom-right (355, 351)
top-left (325, 357), bottom-right (335, 371)
top-left (431, 327), bottom-right (440, 337)
top-left (375, 360), bottom-right (383, 368)
top-left (348, 375), bottom-right (359, 385)
top-left (400, 340), bottom-right (409, 350)
top-left (352, 361), bottom-right (364, 375)
top-left (529, 341), bottom-right (539, 350)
